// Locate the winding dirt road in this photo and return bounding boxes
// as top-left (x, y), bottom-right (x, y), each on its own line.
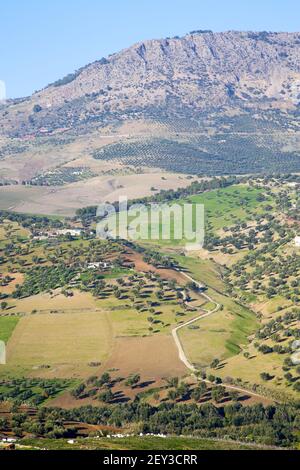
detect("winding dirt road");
top-left (172, 270), bottom-right (271, 402)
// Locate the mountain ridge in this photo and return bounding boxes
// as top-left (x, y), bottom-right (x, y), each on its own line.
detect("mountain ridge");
top-left (0, 30), bottom-right (299, 181)
top-left (1, 30), bottom-right (300, 137)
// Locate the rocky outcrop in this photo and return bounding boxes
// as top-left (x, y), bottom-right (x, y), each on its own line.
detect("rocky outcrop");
top-left (1, 31), bottom-right (300, 136)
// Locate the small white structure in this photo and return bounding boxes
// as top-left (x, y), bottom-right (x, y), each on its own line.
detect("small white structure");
top-left (294, 236), bottom-right (300, 247)
top-left (87, 261), bottom-right (111, 270)
top-left (57, 229), bottom-right (82, 237)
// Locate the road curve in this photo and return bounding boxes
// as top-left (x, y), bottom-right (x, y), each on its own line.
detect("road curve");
top-left (172, 270), bottom-right (270, 402)
top-left (172, 270), bottom-right (220, 372)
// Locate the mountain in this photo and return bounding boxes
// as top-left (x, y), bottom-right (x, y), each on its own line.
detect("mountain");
top-left (0, 30), bottom-right (300, 182)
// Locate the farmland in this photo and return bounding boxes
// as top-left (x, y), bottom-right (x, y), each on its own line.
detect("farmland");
top-left (0, 316), bottom-right (19, 343)
top-left (6, 311), bottom-right (113, 375)
top-left (2, 22), bottom-right (300, 452)
top-left (0, 171), bottom-right (195, 217)
top-left (0, 175), bottom-right (299, 449)
top-left (104, 183), bottom-right (271, 247)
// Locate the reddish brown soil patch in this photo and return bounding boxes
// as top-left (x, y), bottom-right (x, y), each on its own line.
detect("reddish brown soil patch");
top-left (49, 334), bottom-right (187, 409)
top-left (126, 251), bottom-right (187, 286)
top-left (0, 272), bottom-right (24, 294)
top-left (63, 421), bottom-right (121, 436)
top-left (102, 335), bottom-right (187, 379)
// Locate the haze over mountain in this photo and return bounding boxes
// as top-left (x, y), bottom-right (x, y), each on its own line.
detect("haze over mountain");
top-left (0, 30), bottom-right (300, 184)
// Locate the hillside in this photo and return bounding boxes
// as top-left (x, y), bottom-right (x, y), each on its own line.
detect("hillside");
top-left (0, 30), bottom-right (300, 188)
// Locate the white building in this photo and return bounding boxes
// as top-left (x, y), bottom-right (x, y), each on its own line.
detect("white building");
top-left (87, 261), bottom-right (111, 270)
top-left (57, 229), bottom-right (82, 237)
top-left (294, 236), bottom-right (300, 247)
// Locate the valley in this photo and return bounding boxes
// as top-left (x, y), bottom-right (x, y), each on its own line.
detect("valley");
top-left (0, 24), bottom-right (300, 452)
top-left (0, 175), bottom-right (299, 448)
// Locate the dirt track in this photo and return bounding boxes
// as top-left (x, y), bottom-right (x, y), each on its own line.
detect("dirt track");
top-left (172, 271), bottom-right (273, 403)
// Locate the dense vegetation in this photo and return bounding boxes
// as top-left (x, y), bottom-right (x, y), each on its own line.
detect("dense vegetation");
top-left (0, 378), bottom-right (73, 406)
top-left (0, 210), bottom-right (63, 230)
top-left (12, 265), bottom-right (77, 298)
top-left (92, 129), bottom-right (300, 175)
top-left (0, 175), bottom-right (299, 450)
top-left (3, 402), bottom-right (298, 448)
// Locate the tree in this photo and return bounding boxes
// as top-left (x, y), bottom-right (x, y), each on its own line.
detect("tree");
top-left (125, 374), bottom-right (141, 389)
top-left (99, 372), bottom-right (111, 386)
top-left (228, 391), bottom-right (239, 402)
top-left (293, 382), bottom-right (300, 392)
top-left (211, 386), bottom-right (226, 403)
top-left (167, 377), bottom-right (179, 388)
top-left (99, 389), bottom-right (114, 403)
top-left (33, 104), bottom-right (42, 113)
top-left (284, 372), bottom-right (293, 383)
top-left (210, 358), bottom-right (220, 369)
top-left (0, 417), bottom-right (8, 431)
top-left (177, 383), bottom-right (190, 400)
top-left (192, 382), bottom-right (207, 401)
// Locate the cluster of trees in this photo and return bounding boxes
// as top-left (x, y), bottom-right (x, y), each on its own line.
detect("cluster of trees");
top-left (0, 378), bottom-right (72, 406)
top-left (227, 236), bottom-right (299, 301)
top-left (253, 309), bottom-right (300, 392)
top-left (13, 264), bottom-right (76, 299)
top-left (4, 401), bottom-right (298, 447)
top-left (256, 309), bottom-right (300, 341)
top-left (0, 211), bottom-right (63, 231)
top-left (70, 372), bottom-right (142, 405)
top-left (143, 251), bottom-right (175, 269)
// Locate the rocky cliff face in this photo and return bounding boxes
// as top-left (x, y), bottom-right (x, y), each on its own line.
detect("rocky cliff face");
top-left (1, 31), bottom-right (300, 136)
top-left (0, 31), bottom-right (299, 179)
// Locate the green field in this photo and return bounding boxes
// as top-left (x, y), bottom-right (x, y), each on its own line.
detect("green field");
top-left (6, 311), bottom-right (112, 370)
top-left (0, 316), bottom-right (19, 343)
top-left (188, 184), bottom-right (272, 231)
top-left (174, 253), bottom-right (258, 366)
top-left (173, 254), bottom-right (226, 291)
top-left (104, 184), bottom-right (271, 246)
top-left (19, 436), bottom-right (273, 451)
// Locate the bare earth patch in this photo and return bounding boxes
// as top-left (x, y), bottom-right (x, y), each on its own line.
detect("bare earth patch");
top-left (102, 335), bottom-right (187, 379)
top-left (48, 334), bottom-right (187, 409)
top-left (0, 272), bottom-right (24, 295)
top-left (9, 290), bottom-right (98, 315)
top-left (0, 172), bottom-right (194, 216)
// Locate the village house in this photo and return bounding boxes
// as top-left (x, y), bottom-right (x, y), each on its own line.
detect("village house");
top-left (87, 261), bottom-right (111, 270)
top-left (33, 228), bottom-right (83, 240)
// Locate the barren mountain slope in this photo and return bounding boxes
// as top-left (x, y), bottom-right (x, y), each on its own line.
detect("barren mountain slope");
top-left (0, 30), bottom-right (299, 183)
